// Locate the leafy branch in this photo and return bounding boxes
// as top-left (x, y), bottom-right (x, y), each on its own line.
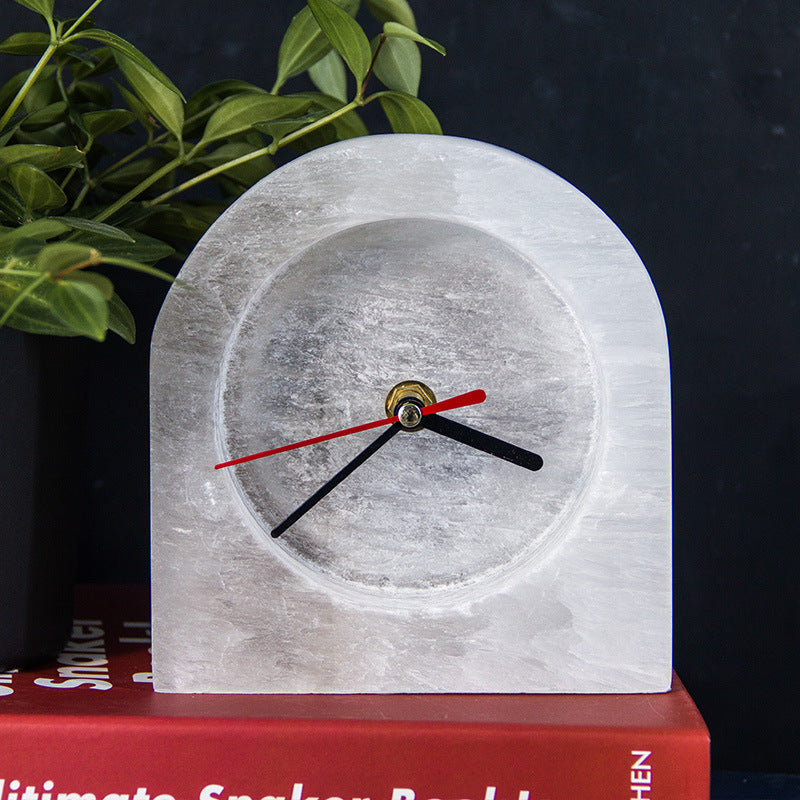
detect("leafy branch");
top-left (0, 0), bottom-right (445, 342)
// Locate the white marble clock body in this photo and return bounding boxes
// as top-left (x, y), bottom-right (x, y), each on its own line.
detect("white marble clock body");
top-left (150, 135), bottom-right (672, 694)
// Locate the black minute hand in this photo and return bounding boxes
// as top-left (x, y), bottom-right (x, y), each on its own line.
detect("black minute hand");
top-left (271, 422), bottom-right (402, 538)
top-left (420, 414), bottom-right (543, 472)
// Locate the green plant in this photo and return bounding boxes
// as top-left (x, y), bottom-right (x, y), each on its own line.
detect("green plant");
top-left (0, 0), bottom-right (444, 342)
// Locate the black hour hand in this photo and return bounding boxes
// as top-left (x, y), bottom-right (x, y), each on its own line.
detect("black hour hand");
top-left (420, 414), bottom-right (543, 472)
top-left (272, 422), bottom-right (402, 538)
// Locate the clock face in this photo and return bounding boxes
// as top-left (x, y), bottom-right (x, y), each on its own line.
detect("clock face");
top-left (217, 217), bottom-right (599, 596)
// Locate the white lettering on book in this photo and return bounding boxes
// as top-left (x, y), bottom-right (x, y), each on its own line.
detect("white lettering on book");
top-left (0, 783), bottom-right (173, 800)
top-left (0, 668), bottom-right (17, 697)
top-left (630, 750), bottom-right (652, 800)
top-left (119, 621), bottom-right (151, 645)
top-left (33, 620), bottom-right (112, 690)
top-left (3, 782), bottom-right (535, 800)
top-left (391, 788), bottom-right (530, 800)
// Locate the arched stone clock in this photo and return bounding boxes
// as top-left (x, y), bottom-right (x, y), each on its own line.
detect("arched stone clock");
top-left (150, 135), bottom-right (672, 694)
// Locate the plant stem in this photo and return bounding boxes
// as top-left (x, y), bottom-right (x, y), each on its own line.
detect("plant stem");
top-left (100, 256), bottom-right (176, 282)
top-left (0, 43), bottom-right (58, 134)
top-left (279, 98), bottom-right (361, 148)
top-left (63, 0), bottom-right (107, 38)
top-left (360, 34), bottom-right (386, 98)
top-left (97, 136), bottom-right (158, 181)
top-left (45, 15), bottom-right (57, 41)
top-left (145, 99), bottom-right (361, 207)
top-left (92, 155), bottom-right (185, 222)
top-left (145, 146), bottom-right (271, 206)
top-left (60, 166), bottom-right (78, 191)
top-left (71, 178), bottom-right (92, 211)
top-left (97, 104), bottom-right (222, 181)
top-left (0, 0), bottom-right (107, 135)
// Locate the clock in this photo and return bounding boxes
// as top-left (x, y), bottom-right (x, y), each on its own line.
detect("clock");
top-left (150, 135), bottom-right (672, 694)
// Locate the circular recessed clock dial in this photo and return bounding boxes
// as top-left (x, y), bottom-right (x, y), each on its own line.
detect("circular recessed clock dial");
top-left (218, 217), bottom-right (599, 595)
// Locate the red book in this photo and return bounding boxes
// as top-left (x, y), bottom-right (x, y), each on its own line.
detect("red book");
top-left (0, 586), bottom-right (709, 800)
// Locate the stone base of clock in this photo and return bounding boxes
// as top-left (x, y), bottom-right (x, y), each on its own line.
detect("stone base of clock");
top-left (150, 135), bottom-right (672, 694)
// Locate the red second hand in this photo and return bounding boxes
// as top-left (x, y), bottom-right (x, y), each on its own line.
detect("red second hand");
top-left (214, 389), bottom-right (486, 469)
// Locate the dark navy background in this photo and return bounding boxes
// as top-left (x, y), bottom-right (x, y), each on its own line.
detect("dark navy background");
top-left (3, 0), bottom-right (799, 775)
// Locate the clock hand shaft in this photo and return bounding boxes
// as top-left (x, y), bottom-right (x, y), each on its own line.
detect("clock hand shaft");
top-left (420, 414), bottom-right (543, 472)
top-left (271, 423), bottom-right (402, 538)
top-left (214, 389), bottom-right (486, 469)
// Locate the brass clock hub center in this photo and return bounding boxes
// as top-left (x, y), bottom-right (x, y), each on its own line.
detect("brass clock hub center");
top-left (385, 380), bottom-right (437, 430)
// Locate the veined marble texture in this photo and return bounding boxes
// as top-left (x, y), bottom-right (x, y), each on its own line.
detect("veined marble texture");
top-left (150, 135), bottom-right (672, 694)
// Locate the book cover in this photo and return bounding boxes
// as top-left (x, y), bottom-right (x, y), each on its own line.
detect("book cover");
top-left (0, 586), bottom-right (709, 800)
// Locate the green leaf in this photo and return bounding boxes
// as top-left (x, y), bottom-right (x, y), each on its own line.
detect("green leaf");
top-left (274, 7), bottom-right (333, 92)
top-left (0, 272), bottom-right (68, 336)
top-left (0, 67), bottom-right (56, 114)
top-left (383, 22), bottom-right (446, 55)
top-left (0, 144), bottom-right (83, 174)
top-left (0, 236), bottom-right (40, 264)
top-left (18, 100), bottom-right (67, 130)
top-left (376, 91), bottom-right (442, 134)
top-left (0, 122), bottom-right (22, 148)
top-left (62, 269), bottom-right (114, 300)
top-left (279, 91), bottom-right (369, 143)
top-left (373, 35), bottom-right (420, 96)
top-left (0, 218), bottom-right (68, 244)
top-left (7, 163), bottom-right (68, 211)
top-left (0, 32), bottom-right (52, 56)
top-left (104, 202), bottom-right (165, 230)
top-left (0, 182), bottom-right (27, 223)
top-left (1, 267), bottom-right (137, 342)
top-left (114, 81), bottom-right (154, 129)
top-left (51, 277), bottom-right (108, 341)
top-left (252, 111), bottom-right (329, 141)
top-left (81, 108), bottom-right (136, 138)
top-left (69, 80), bottom-right (113, 108)
top-left (199, 93), bottom-right (312, 146)
top-left (60, 48), bottom-right (100, 70)
top-left (308, 50), bottom-right (348, 103)
top-left (72, 229), bottom-right (174, 264)
top-left (48, 216), bottom-right (136, 242)
top-left (137, 202), bottom-right (218, 245)
top-left (273, 0), bottom-right (358, 91)
top-left (0, 269), bottom-right (113, 340)
top-left (73, 30), bottom-right (184, 100)
top-left (34, 241), bottom-right (98, 274)
top-left (107, 291), bottom-right (135, 343)
top-left (184, 79), bottom-right (265, 134)
top-left (307, 0), bottom-right (372, 85)
top-left (13, 124), bottom-right (71, 147)
top-left (364, 0), bottom-right (416, 30)
top-left (185, 79), bottom-right (265, 113)
top-left (12, 0), bottom-right (54, 20)
top-left (27, 233), bottom-right (173, 279)
top-left (114, 52), bottom-right (184, 139)
top-left (69, 47), bottom-right (116, 81)
top-left (20, 73), bottom-right (60, 111)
